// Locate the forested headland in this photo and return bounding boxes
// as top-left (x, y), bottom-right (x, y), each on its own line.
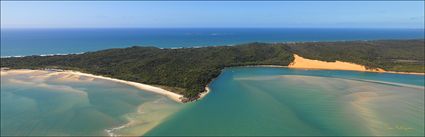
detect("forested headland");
top-left (2, 39), bottom-right (423, 101)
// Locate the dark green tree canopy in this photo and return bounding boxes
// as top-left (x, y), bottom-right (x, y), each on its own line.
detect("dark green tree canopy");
top-left (2, 39), bottom-right (423, 101)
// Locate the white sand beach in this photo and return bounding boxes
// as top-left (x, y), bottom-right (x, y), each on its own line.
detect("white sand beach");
top-left (200, 86), bottom-right (211, 99)
top-left (1, 69), bottom-right (185, 103)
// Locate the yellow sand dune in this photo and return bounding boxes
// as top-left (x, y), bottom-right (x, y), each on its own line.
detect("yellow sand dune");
top-left (288, 54), bottom-right (385, 72)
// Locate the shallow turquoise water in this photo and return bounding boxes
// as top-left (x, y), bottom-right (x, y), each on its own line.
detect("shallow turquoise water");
top-left (146, 67), bottom-right (424, 136)
top-left (0, 71), bottom-right (181, 136)
top-left (1, 68), bottom-right (424, 136)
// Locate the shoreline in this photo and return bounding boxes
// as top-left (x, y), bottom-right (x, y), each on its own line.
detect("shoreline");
top-left (243, 65), bottom-right (425, 75)
top-left (200, 85), bottom-right (212, 99)
top-left (1, 68), bottom-right (184, 137)
top-left (285, 54), bottom-right (425, 75)
top-left (2, 39), bottom-right (422, 59)
top-left (1, 69), bottom-right (186, 103)
top-left (198, 75), bottom-right (219, 100)
top-left (1, 54), bottom-right (423, 104)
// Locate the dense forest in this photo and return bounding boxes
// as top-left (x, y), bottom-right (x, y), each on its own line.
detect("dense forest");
top-left (1, 43), bottom-right (294, 101)
top-left (1, 39), bottom-right (424, 101)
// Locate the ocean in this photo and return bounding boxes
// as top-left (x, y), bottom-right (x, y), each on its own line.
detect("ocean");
top-left (1, 28), bottom-right (424, 57)
top-left (1, 28), bottom-right (424, 136)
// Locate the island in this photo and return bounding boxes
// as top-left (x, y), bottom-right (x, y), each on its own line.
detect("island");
top-left (1, 39), bottom-right (424, 102)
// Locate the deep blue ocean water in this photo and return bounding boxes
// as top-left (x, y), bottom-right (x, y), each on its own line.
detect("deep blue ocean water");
top-left (1, 28), bottom-right (424, 136)
top-left (1, 28), bottom-right (424, 56)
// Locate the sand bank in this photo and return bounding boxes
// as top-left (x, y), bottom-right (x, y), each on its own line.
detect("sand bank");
top-left (200, 86), bottom-right (211, 99)
top-left (288, 54), bottom-right (385, 72)
top-left (1, 69), bottom-right (184, 103)
top-left (288, 54), bottom-right (424, 75)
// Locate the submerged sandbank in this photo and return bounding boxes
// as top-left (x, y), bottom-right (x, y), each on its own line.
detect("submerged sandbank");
top-left (145, 68), bottom-right (424, 136)
top-left (1, 69), bottom-right (184, 103)
top-left (1, 69), bottom-right (183, 136)
top-left (288, 54), bottom-right (424, 75)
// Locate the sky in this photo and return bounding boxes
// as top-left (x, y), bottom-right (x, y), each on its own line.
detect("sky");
top-left (1, 1), bottom-right (424, 28)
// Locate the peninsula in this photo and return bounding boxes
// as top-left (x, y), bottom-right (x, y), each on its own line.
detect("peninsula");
top-left (1, 39), bottom-right (424, 102)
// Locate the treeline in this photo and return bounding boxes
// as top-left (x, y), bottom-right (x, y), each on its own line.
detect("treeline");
top-left (1, 43), bottom-right (294, 101)
top-left (288, 39), bottom-right (424, 72)
top-left (1, 39), bottom-right (424, 101)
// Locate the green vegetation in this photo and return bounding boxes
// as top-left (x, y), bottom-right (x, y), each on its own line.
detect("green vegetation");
top-left (0, 43), bottom-right (293, 101)
top-left (1, 39), bottom-right (424, 101)
top-left (288, 39), bottom-right (425, 72)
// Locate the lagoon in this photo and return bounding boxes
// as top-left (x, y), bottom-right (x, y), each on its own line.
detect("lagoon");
top-left (1, 67), bottom-right (424, 136)
top-left (0, 70), bottom-right (182, 136)
top-left (146, 67), bottom-right (424, 136)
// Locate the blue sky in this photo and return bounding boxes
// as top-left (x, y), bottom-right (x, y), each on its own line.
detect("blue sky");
top-left (1, 1), bottom-right (424, 28)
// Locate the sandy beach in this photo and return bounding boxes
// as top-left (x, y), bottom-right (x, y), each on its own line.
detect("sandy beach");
top-left (200, 86), bottom-right (211, 99)
top-left (288, 54), bottom-right (385, 72)
top-left (1, 69), bottom-right (185, 103)
top-left (2, 54), bottom-right (423, 105)
top-left (288, 54), bottom-right (424, 75)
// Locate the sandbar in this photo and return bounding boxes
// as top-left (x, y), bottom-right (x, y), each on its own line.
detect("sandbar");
top-left (1, 69), bottom-right (185, 103)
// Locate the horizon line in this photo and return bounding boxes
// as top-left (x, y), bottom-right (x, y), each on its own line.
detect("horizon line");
top-left (2, 27), bottom-right (424, 29)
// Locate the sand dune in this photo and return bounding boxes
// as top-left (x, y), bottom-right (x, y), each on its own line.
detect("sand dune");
top-left (288, 54), bottom-right (424, 75)
top-left (288, 54), bottom-right (385, 72)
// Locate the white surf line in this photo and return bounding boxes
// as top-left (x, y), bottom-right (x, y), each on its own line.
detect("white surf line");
top-left (1, 52), bottom-right (85, 58)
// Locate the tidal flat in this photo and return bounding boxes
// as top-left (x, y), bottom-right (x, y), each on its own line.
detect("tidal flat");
top-left (0, 70), bottom-right (182, 136)
top-left (146, 67), bottom-right (424, 136)
top-left (1, 67), bottom-right (424, 136)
